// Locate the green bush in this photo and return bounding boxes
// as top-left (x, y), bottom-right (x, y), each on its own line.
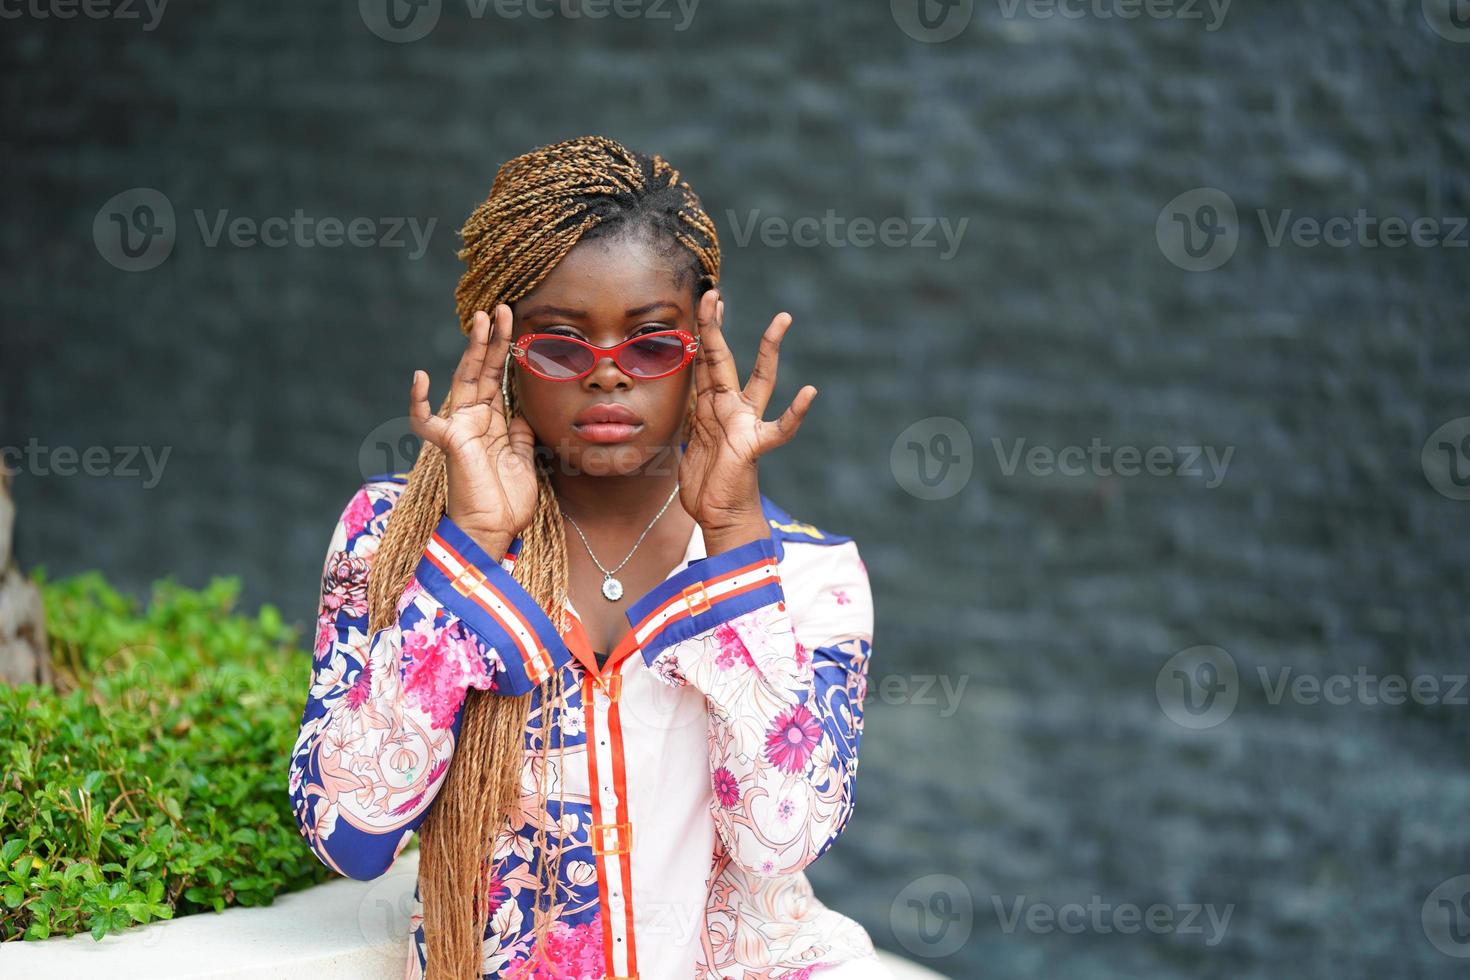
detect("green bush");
top-left (0, 570), bottom-right (383, 942)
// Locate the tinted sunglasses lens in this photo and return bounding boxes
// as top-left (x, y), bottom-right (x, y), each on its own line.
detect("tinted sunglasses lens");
top-left (525, 337), bottom-right (594, 379)
top-left (621, 333), bottom-right (687, 377)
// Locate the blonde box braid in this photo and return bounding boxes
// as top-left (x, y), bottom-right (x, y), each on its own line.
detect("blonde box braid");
top-left (364, 135), bottom-right (720, 979)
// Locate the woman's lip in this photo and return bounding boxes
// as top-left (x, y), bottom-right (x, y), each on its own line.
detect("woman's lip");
top-left (573, 422), bottom-right (643, 443)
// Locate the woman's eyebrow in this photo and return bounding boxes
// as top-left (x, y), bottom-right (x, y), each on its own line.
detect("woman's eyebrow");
top-left (518, 303), bottom-right (586, 319)
top-left (624, 301), bottom-right (682, 317)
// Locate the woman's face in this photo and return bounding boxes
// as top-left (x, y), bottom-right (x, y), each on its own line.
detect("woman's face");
top-left (509, 234), bottom-right (699, 478)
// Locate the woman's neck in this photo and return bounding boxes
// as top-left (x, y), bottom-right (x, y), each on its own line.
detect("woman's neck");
top-left (549, 445), bottom-right (684, 530)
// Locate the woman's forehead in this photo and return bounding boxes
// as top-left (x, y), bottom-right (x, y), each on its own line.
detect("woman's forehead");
top-left (517, 237), bottom-right (689, 312)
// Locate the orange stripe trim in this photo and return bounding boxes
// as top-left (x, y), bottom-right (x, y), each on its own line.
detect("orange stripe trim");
top-left (606, 693), bottom-right (639, 976)
top-left (584, 674), bottom-right (618, 975)
top-left (425, 536), bottom-right (542, 665)
top-left (629, 556), bottom-right (778, 635)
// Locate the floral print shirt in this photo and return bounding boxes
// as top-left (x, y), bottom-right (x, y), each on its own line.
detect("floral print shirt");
top-left (287, 473), bottom-right (878, 979)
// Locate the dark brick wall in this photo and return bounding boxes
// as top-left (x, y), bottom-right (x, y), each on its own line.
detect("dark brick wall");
top-left (4, 1), bottom-right (1468, 976)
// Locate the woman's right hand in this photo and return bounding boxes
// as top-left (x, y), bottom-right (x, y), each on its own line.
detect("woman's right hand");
top-left (409, 305), bottom-right (539, 558)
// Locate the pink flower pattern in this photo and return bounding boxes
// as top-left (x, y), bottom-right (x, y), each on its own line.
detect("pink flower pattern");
top-left (764, 703), bottom-right (823, 774)
top-left (503, 917), bottom-right (604, 979)
top-left (713, 766), bottom-right (741, 807)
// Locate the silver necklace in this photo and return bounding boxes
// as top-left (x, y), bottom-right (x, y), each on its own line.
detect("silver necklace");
top-left (562, 482), bottom-right (681, 601)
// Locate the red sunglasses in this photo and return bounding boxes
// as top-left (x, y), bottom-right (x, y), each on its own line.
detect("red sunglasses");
top-left (510, 329), bottom-right (700, 382)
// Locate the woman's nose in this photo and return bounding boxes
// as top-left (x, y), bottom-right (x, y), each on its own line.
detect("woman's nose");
top-left (583, 351), bottom-right (633, 390)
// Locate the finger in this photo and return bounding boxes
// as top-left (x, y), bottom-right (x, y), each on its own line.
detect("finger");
top-left (759, 384), bottom-right (818, 449)
top-left (694, 290), bottom-right (741, 399)
top-left (408, 370), bottom-right (450, 447)
top-left (743, 311), bottom-right (790, 414)
top-left (476, 304), bottom-right (514, 410)
top-left (451, 311), bottom-right (493, 412)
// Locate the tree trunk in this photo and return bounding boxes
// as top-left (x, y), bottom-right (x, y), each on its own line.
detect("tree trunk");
top-left (0, 464), bottom-right (50, 688)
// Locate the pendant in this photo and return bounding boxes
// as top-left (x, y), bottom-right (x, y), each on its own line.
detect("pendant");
top-left (601, 576), bottom-right (624, 601)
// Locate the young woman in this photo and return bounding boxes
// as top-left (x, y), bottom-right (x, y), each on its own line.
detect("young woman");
top-left (287, 136), bottom-right (884, 980)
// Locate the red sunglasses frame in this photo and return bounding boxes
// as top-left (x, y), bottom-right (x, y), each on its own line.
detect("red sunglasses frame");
top-left (509, 329), bottom-right (701, 382)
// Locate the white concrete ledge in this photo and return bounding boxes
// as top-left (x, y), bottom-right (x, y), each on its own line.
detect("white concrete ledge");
top-left (1, 848), bottom-right (950, 978)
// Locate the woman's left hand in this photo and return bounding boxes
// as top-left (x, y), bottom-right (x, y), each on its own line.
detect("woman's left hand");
top-left (678, 288), bottom-right (818, 545)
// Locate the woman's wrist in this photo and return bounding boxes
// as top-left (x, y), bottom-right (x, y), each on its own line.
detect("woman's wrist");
top-left (701, 513), bottom-right (772, 557)
top-left (449, 520), bottom-right (515, 562)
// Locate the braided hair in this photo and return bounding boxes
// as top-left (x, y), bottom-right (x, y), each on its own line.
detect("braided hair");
top-left (365, 136), bottom-right (720, 978)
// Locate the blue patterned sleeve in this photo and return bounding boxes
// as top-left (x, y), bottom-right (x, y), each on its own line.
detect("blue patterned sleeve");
top-left (286, 480), bottom-right (567, 880)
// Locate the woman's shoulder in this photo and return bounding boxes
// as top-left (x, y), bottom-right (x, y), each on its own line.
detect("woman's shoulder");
top-left (758, 492), bottom-right (857, 556)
